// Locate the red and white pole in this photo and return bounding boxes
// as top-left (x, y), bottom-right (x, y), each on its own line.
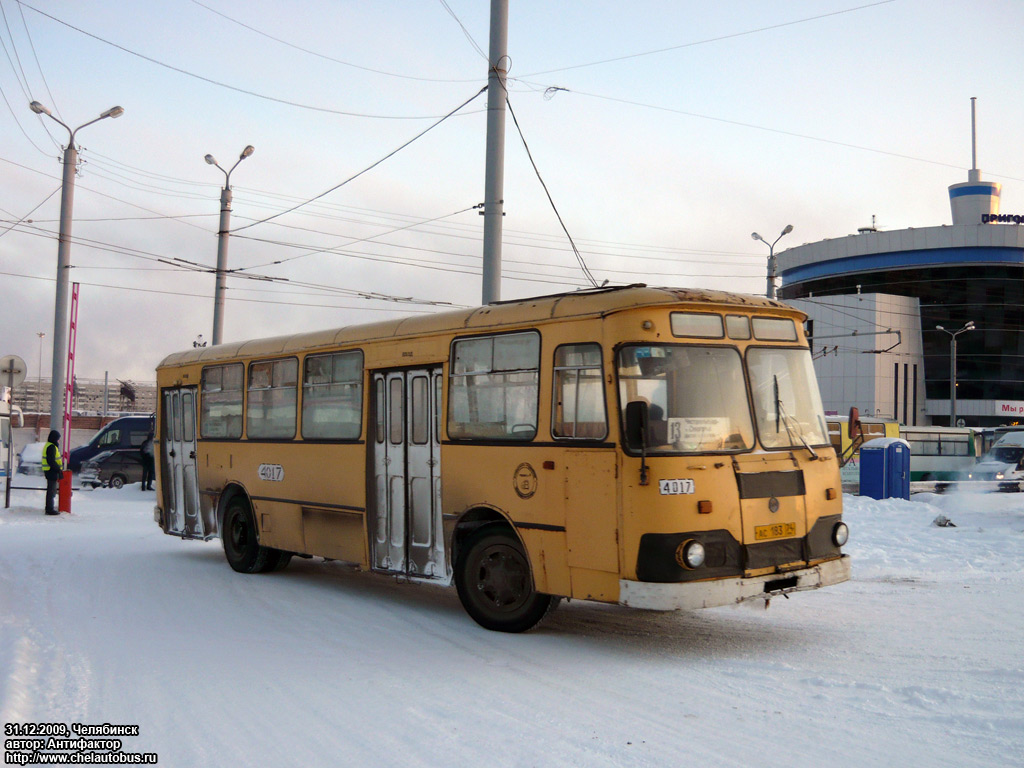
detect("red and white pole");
top-left (58, 283), bottom-right (79, 513)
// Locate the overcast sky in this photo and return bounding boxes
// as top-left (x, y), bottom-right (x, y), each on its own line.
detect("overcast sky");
top-left (2, 0), bottom-right (1022, 383)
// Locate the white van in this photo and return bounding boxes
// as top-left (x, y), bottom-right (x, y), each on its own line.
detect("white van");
top-left (967, 430), bottom-right (1024, 481)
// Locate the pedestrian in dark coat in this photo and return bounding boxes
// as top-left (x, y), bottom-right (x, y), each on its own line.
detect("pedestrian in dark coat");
top-left (42, 429), bottom-right (63, 515)
top-left (140, 431), bottom-right (155, 491)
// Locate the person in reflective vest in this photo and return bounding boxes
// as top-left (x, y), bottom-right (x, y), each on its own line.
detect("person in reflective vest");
top-left (42, 429), bottom-right (63, 516)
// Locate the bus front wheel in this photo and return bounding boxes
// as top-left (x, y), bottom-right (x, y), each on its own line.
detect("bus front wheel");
top-left (223, 498), bottom-right (285, 574)
top-left (455, 524), bottom-right (555, 633)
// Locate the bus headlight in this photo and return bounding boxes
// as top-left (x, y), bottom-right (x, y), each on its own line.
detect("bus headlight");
top-left (675, 539), bottom-right (706, 569)
top-left (832, 522), bottom-right (849, 547)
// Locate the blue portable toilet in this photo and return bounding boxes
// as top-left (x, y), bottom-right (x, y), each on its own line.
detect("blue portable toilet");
top-left (860, 437), bottom-right (911, 499)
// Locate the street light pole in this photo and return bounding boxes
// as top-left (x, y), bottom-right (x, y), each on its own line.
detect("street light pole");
top-left (936, 321), bottom-right (975, 426)
top-left (752, 224), bottom-right (794, 300)
top-left (205, 145), bottom-right (254, 346)
top-left (29, 101), bottom-right (123, 429)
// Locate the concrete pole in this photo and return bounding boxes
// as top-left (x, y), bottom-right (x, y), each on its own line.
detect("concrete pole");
top-left (766, 246), bottom-right (777, 300)
top-left (212, 185), bottom-right (232, 345)
top-left (481, 0), bottom-right (509, 305)
top-left (50, 142), bottom-right (77, 428)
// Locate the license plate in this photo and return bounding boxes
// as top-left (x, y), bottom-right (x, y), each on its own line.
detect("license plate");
top-left (754, 522), bottom-right (796, 541)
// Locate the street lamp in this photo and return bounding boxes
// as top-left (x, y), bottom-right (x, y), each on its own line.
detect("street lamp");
top-left (205, 145), bottom-right (254, 346)
top-left (752, 224), bottom-right (794, 300)
top-left (936, 321), bottom-right (975, 426)
top-left (29, 100), bottom-right (123, 431)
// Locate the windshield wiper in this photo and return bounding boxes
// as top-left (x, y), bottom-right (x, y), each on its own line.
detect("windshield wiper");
top-left (773, 374), bottom-right (818, 460)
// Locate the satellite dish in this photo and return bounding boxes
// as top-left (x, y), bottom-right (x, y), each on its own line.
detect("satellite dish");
top-left (0, 355), bottom-right (27, 388)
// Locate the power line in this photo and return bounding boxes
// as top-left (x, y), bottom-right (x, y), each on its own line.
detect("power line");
top-left (505, 94), bottom-right (598, 288)
top-left (19, 1), bottom-right (481, 120)
top-left (15, 0), bottom-right (61, 120)
top-left (518, 1), bottom-right (895, 77)
top-left (231, 85), bottom-right (487, 232)
top-left (189, 0), bottom-right (482, 84)
top-left (536, 86), bottom-right (1024, 184)
top-left (438, 0), bottom-right (487, 61)
top-left (234, 204), bottom-right (481, 272)
top-left (0, 268), bottom-right (447, 312)
top-left (0, 78), bottom-right (49, 154)
top-left (0, 182), bottom-right (57, 238)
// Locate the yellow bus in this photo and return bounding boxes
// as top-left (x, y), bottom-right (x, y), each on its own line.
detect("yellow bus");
top-left (155, 285), bottom-right (850, 632)
top-left (826, 414), bottom-right (899, 484)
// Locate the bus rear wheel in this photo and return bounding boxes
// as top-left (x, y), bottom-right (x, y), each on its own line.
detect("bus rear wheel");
top-left (223, 497), bottom-right (284, 574)
top-left (455, 524), bottom-right (554, 633)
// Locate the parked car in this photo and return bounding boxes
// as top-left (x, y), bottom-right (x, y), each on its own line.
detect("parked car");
top-left (68, 414), bottom-right (154, 472)
top-left (16, 442), bottom-right (45, 476)
top-left (80, 450), bottom-right (145, 489)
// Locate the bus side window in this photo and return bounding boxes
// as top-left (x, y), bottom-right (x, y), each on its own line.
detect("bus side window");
top-left (302, 350), bottom-right (363, 440)
top-left (201, 363), bottom-right (244, 439)
top-left (552, 343), bottom-right (607, 440)
top-left (448, 331), bottom-right (540, 441)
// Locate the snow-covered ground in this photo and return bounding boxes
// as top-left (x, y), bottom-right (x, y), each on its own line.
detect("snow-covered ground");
top-left (1, 484), bottom-right (1022, 767)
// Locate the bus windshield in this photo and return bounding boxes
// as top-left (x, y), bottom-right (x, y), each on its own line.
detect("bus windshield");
top-left (617, 345), bottom-right (754, 453)
top-left (747, 347), bottom-right (829, 449)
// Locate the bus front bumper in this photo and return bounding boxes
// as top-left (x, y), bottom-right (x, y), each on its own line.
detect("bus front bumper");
top-left (618, 555), bottom-right (850, 611)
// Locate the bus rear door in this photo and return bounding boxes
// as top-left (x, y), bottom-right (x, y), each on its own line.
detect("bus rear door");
top-left (161, 387), bottom-right (203, 538)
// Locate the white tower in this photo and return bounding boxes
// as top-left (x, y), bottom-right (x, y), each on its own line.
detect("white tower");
top-left (948, 97), bottom-right (1000, 225)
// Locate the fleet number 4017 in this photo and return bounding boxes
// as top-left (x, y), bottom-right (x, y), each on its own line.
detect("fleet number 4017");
top-left (659, 479), bottom-right (695, 495)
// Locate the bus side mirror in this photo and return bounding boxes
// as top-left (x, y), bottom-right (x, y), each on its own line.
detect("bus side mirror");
top-left (625, 401), bottom-right (649, 449)
top-left (848, 406), bottom-right (862, 439)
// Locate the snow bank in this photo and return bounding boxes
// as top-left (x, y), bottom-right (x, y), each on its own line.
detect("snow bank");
top-left (1, 487), bottom-right (1022, 767)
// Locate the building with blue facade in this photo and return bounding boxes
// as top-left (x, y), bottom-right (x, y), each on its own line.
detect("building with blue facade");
top-left (777, 115), bottom-right (1023, 427)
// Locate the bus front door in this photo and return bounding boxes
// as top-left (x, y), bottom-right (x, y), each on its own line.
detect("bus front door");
top-left (161, 387), bottom-right (202, 538)
top-left (371, 368), bottom-right (446, 580)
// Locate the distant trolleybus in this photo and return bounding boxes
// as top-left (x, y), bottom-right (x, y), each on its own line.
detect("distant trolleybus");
top-left (154, 285), bottom-right (850, 632)
top-left (898, 425), bottom-right (978, 481)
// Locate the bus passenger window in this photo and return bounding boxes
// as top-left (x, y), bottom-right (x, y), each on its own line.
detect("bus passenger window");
top-left (552, 343), bottom-right (607, 440)
top-left (247, 358), bottom-right (298, 440)
top-left (200, 363), bottom-right (244, 439)
top-left (302, 350), bottom-right (363, 440)
top-left (448, 331), bottom-right (539, 441)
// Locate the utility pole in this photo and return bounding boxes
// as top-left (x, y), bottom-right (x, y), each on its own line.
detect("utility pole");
top-left (480, 0), bottom-right (509, 305)
top-left (205, 146), bottom-right (254, 346)
top-left (29, 101), bottom-right (123, 429)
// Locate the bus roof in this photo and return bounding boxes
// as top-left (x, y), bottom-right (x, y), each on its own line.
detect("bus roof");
top-left (158, 284), bottom-right (797, 370)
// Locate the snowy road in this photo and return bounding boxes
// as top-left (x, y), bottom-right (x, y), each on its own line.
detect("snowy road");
top-left (1, 487), bottom-right (1022, 767)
